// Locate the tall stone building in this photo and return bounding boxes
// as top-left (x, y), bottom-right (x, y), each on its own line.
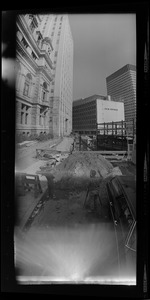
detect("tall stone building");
top-left (16, 14), bottom-right (73, 138)
top-left (106, 64), bottom-right (136, 122)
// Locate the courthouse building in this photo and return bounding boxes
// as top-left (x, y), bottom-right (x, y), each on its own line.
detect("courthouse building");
top-left (16, 14), bottom-right (73, 137)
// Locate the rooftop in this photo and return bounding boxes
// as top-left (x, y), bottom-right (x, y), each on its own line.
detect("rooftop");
top-left (73, 94), bottom-right (108, 106)
top-left (106, 64), bottom-right (136, 82)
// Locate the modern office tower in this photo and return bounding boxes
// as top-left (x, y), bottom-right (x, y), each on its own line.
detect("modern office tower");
top-left (73, 94), bottom-right (124, 135)
top-left (16, 14), bottom-right (73, 138)
top-left (106, 64), bottom-right (136, 122)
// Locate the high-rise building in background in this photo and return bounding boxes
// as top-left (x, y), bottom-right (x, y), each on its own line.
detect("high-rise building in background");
top-left (16, 14), bottom-right (73, 138)
top-left (106, 64), bottom-right (136, 122)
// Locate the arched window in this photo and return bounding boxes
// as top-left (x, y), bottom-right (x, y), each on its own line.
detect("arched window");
top-left (43, 82), bottom-right (47, 89)
top-left (23, 73), bottom-right (32, 96)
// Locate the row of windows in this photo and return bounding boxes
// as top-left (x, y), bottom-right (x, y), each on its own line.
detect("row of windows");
top-left (73, 114), bottom-right (96, 119)
top-left (73, 116), bottom-right (96, 121)
top-left (107, 70), bottom-right (136, 84)
top-left (73, 104), bottom-right (96, 110)
top-left (108, 90), bottom-right (135, 99)
top-left (73, 107), bottom-right (96, 113)
top-left (107, 78), bottom-right (133, 89)
top-left (124, 102), bottom-right (136, 107)
top-left (107, 85), bottom-right (135, 95)
top-left (22, 73), bottom-right (50, 103)
top-left (108, 81), bottom-right (136, 91)
top-left (108, 93), bottom-right (136, 101)
top-left (112, 97), bottom-right (136, 104)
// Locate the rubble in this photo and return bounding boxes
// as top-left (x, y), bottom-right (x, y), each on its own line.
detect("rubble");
top-left (37, 151), bottom-right (123, 191)
top-left (54, 152), bottom-right (113, 179)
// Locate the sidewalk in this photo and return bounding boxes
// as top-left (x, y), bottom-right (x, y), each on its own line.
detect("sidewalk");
top-left (15, 136), bottom-right (74, 230)
top-left (55, 137), bottom-right (74, 152)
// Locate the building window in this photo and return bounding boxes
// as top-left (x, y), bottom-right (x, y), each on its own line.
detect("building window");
top-left (48, 46), bottom-right (51, 55)
top-left (29, 21), bottom-right (36, 33)
top-left (23, 73), bottom-right (32, 97)
top-left (21, 112), bottom-right (24, 124)
top-left (39, 115), bottom-right (42, 125)
top-left (20, 104), bottom-right (30, 125)
top-left (51, 89), bottom-right (54, 93)
top-left (54, 51), bottom-right (58, 57)
top-left (41, 82), bottom-right (48, 102)
top-left (21, 37), bottom-right (29, 49)
top-left (36, 31), bottom-right (43, 47)
top-left (31, 51), bottom-right (37, 60)
top-left (29, 15), bottom-right (38, 33)
top-left (23, 82), bottom-right (29, 96)
top-left (25, 113), bottom-right (28, 124)
top-left (42, 91), bottom-right (46, 100)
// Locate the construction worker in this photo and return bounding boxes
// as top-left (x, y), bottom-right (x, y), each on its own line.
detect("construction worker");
top-left (84, 169), bottom-right (102, 213)
top-left (45, 173), bottom-right (55, 199)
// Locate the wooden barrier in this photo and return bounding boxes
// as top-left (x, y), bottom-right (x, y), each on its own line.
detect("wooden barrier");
top-left (16, 173), bottom-right (42, 198)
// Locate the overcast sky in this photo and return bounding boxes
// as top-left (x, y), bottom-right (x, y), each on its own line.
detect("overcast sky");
top-left (69, 14), bottom-right (136, 100)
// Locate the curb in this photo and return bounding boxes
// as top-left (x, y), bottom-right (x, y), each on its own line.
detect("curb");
top-left (23, 187), bottom-right (49, 231)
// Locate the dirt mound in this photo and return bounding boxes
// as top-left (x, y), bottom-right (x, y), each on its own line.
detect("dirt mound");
top-left (54, 152), bottom-right (113, 179)
top-left (40, 152), bottom-right (122, 189)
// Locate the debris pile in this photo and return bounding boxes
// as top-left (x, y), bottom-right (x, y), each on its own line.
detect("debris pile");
top-left (54, 152), bottom-right (113, 179)
top-left (38, 151), bottom-right (122, 189)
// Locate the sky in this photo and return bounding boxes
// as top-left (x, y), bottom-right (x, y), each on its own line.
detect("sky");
top-left (68, 14), bottom-right (136, 100)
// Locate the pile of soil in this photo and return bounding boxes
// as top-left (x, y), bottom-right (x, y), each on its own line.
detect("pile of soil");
top-left (54, 152), bottom-right (113, 178)
top-left (43, 152), bottom-right (117, 190)
top-left (39, 152), bottom-right (122, 190)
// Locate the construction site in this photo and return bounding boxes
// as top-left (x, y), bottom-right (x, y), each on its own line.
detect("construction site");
top-left (15, 128), bottom-right (136, 283)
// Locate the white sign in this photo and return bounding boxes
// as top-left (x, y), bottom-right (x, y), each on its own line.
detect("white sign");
top-left (96, 99), bottom-right (125, 123)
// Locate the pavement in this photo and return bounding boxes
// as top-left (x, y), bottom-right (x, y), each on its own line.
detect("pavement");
top-left (15, 136), bottom-right (74, 230)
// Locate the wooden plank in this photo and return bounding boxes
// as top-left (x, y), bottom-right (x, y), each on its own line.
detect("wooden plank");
top-left (98, 151), bottom-right (126, 155)
top-left (101, 156), bottom-right (124, 160)
top-left (73, 150), bottom-right (126, 154)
